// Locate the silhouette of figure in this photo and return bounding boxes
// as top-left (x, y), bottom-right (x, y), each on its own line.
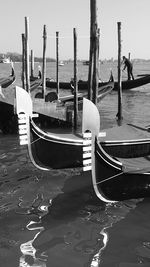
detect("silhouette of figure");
top-left (122, 56), bottom-right (134, 80)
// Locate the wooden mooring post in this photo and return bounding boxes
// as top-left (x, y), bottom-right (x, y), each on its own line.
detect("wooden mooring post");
top-left (24, 16), bottom-right (30, 93)
top-left (117, 21), bottom-right (123, 125)
top-left (56, 31), bottom-right (60, 99)
top-left (73, 28), bottom-right (78, 130)
top-left (92, 26), bottom-right (100, 105)
top-left (88, 0), bottom-right (94, 101)
top-left (42, 25), bottom-right (47, 99)
top-left (30, 49), bottom-right (34, 79)
top-left (21, 33), bottom-right (26, 89)
top-left (88, 0), bottom-right (99, 105)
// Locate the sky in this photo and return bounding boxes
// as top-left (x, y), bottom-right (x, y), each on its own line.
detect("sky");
top-left (1, 0), bottom-right (150, 60)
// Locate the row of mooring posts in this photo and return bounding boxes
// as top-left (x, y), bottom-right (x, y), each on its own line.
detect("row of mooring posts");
top-left (21, 16), bottom-right (80, 130)
top-left (21, 0), bottom-right (101, 130)
top-left (21, 5), bottom-right (124, 129)
top-left (88, 1), bottom-right (126, 127)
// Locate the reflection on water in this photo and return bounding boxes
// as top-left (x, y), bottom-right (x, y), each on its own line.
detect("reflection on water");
top-left (0, 119), bottom-right (149, 267)
top-left (20, 220), bottom-right (46, 267)
top-left (18, 179), bottom-right (142, 267)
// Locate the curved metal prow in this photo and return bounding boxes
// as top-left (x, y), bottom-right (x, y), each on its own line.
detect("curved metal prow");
top-left (82, 97), bottom-right (99, 173)
top-left (82, 98), bottom-right (100, 137)
top-left (16, 86), bottom-right (33, 117)
top-left (82, 98), bottom-right (104, 173)
top-left (15, 86), bottom-right (47, 171)
top-left (15, 86), bottom-right (33, 146)
top-left (82, 98), bottom-right (116, 203)
top-left (82, 98), bottom-right (100, 172)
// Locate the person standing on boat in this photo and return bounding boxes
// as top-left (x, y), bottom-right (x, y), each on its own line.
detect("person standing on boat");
top-left (122, 56), bottom-right (134, 80)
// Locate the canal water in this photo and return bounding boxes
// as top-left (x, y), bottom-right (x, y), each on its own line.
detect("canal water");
top-left (1, 61), bottom-right (150, 266)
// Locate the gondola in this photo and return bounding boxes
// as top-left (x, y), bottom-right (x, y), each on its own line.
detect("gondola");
top-left (82, 98), bottom-right (150, 202)
top-left (16, 86), bottom-right (150, 170)
top-left (33, 76), bottom-right (114, 102)
top-left (0, 75), bottom-right (113, 133)
top-left (114, 74), bottom-right (150, 91)
top-left (46, 72), bottom-right (114, 92)
top-left (30, 78), bottom-right (42, 92)
top-left (46, 79), bottom-right (111, 91)
top-left (0, 61), bottom-right (16, 133)
top-left (59, 80), bottom-right (114, 103)
top-left (46, 74), bottom-right (150, 92)
top-left (0, 61), bottom-right (15, 88)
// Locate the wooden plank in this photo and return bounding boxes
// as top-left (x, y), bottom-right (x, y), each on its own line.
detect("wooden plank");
top-left (32, 99), bottom-right (68, 121)
top-left (0, 88), bottom-right (73, 122)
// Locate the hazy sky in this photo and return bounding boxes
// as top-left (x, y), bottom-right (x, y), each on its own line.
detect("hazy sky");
top-left (1, 0), bottom-right (150, 60)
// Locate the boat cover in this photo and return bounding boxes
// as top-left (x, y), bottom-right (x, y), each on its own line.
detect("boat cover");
top-left (118, 155), bottom-right (150, 174)
top-left (102, 124), bottom-right (150, 143)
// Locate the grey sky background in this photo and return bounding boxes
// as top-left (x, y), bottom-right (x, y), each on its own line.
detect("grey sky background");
top-left (1, 0), bottom-right (150, 60)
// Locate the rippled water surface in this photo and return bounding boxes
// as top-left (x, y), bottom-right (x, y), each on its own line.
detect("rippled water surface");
top-left (1, 61), bottom-right (150, 266)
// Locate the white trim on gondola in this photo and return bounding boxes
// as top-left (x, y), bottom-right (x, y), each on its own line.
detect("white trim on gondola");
top-left (83, 131), bottom-right (92, 171)
top-left (31, 119), bottom-right (83, 146)
top-left (83, 152), bottom-right (92, 159)
top-left (102, 139), bottom-right (150, 145)
top-left (96, 148), bottom-right (122, 170)
top-left (83, 145), bottom-right (92, 152)
top-left (18, 112), bottom-right (28, 146)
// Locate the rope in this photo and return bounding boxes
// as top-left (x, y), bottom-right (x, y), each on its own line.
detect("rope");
top-left (30, 137), bottom-right (42, 145)
top-left (95, 171), bottom-right (124, 185)
top-left (94, 163), bottom-right (150, 186)
top-left (128, 123), bottom-right (150, 132)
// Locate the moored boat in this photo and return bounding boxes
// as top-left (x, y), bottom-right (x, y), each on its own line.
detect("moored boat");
top-left (0, 61), bottom-right (16, 133)
top-left (46, 79), bottom-right (113, 91)
top-left (0, 56), bottom-right (11, 64)
top-left (59, 61), bottom-right (65, 66)
top-left (83, 60), bottom-right (89, 65)
top-left (15, 86), bottom-right (150, 170)
top-left (0, 61), bottom-right (15, 88)
top-left (0, 74), bottom-right (113, 134)
top-left (46, 74), bottom-right (150, 91)
top-left (82, 98), bottom-right (150, 202)
top-left (30, 78), bottom-right (114, 105)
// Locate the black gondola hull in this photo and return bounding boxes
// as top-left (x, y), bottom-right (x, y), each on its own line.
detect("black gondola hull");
top-left (46, 75), bottom-right (150, 91)
top-left (94, 139), bottom-right (150, 202)
top-left (30, 125), bottom-right (83, 169)
top-left (114, 75), bottom-right (150, 90)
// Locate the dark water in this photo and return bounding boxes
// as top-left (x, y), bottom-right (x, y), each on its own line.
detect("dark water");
top-left (1, 61), bottom-right (150, 266)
